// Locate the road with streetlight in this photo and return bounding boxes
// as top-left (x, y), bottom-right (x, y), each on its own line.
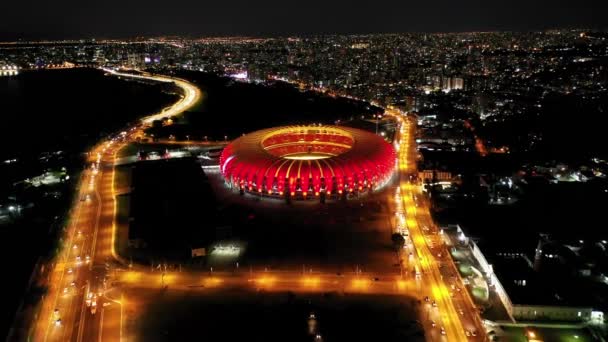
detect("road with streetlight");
top-left (388, 109), bottom-right (486, 341)
top-left (30, 69), bottom-right (202, 342)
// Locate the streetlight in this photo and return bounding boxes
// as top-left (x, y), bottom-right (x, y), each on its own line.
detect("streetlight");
top-left (375, 114), bottom-right (379, 134)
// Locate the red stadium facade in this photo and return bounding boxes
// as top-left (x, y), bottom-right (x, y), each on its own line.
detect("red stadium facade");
top-left (219, 125), bottom-right (396, 200)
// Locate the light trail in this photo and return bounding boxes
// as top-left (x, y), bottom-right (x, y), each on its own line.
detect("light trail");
top-left (100, 67), bottom-right (202, 124)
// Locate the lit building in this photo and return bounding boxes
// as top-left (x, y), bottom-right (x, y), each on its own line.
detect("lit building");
top-left (442, 76), bottom-right (464, 92)
top-left (0, 64), bottom-right (19, 77)
top-left (219, 125), bottom-right (396, 200)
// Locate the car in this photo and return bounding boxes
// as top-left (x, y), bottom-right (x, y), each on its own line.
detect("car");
top-left (432, 301), bottom-right (437, 307)
top-left (55, 319), bottom-right (62, 327)
top-left (67, 268), bottom-right (73, 274)
top-left (53, 308), bottom-right (60, 318)
top-left (424, 296), bottom-right (430, 302)
top-left (70, 281), bottom-right (76, 287)
top-left (459, 309), bottom-right (464, 315)
top-left (440, 327), bottom-right (446, 335)
top-left (471, 330), bottom-right (477, 336)
top-left (63, 287), bottom-right (68, 294)
top-left (431, 320), bottom-right (436, 327)
top-left (466, 330), bottom-right (471, 337)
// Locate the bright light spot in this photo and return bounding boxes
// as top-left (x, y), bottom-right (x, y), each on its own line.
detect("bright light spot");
top-left (255, 276), bottom-right (276, 287)
top-left (211, 244), bottom-right (241, 257)
top-left (123, 271), bottom-right (141, 283)
top-left (351, 278), bottom-right (370, 290)
top-left (301, 277), bottom-right (321, 287)
top-left (204, 277), bottom-right (223, 287)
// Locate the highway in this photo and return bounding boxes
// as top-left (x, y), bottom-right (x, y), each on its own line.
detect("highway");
top-left (31, 69), bottom-right (202, 342)
top-left (101, 67), bottom-right (202, 125)
top-left (389, 110), bottom-right (486, 341)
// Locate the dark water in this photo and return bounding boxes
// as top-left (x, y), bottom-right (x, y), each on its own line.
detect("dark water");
top-left (0, 68), bottom-right (178, 161)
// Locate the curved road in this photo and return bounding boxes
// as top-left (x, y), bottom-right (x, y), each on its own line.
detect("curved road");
top-left (31, 69), bottom-right (201, 342)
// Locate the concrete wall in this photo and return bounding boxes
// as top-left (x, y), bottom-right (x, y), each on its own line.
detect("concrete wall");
top-left (470, 240), bottom-right (515, 321)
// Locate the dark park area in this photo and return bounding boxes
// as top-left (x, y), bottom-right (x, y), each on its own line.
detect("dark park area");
top-left (134, 288), bottom-right (424, 342)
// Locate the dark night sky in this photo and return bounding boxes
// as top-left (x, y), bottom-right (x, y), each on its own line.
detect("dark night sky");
top-left (1, 0), bottom-right (606, 40)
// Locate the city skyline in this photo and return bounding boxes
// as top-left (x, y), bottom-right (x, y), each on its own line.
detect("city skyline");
top-left (1, 0), bottom-right (606, 41)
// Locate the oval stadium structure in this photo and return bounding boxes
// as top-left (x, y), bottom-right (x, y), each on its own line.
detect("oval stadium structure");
top-left (219, 125), bottom-right (395, 200)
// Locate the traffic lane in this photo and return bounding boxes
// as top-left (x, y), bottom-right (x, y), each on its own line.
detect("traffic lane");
top-left (58, 165), bottom-right (102, 342)
top-left (400, 188), bottom-right (466, 340)
top-left (49, 177), bottom-right (97, 342)
top-left (416, 212), bottom-right (484, 338)
top-left (64, 212), bottom-right (98, 341)
top-left (79, 307), bottom-right (101, 342)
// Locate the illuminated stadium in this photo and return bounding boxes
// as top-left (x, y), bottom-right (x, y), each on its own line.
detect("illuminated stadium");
top-left (219, 125), bottom-right (396, 200)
